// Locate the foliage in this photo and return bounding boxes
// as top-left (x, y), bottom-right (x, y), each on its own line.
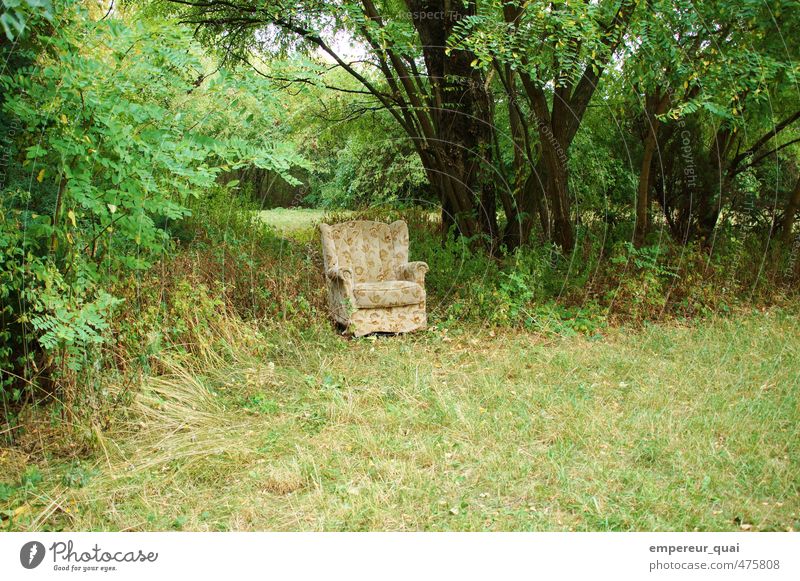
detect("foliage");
top-left (264, 68), bottom-right (433, 210)
top-left (0, 6), bottom-right (305, 403)
top-left (154, 0), bottom-right (799, 251)
top-left (309, 129), bottom-right (429, 209)
top-left (0, 0), bottom-right (52, 41)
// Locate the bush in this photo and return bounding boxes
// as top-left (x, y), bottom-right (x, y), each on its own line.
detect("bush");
top-left (0, 7), bottom-right (305, 416)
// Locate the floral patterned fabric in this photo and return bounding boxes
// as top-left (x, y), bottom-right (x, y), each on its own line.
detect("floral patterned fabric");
top-left (319, 220), bottom-right (428, 336)
top-left (353, 280), bottom-right (425, 308)
top-left (348, 304), bottom-right (427, 337)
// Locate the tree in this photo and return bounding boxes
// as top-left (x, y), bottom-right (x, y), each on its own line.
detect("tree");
top-left (624, 0), bottom-right (800, 246)
top-left (453, 0), bottom-right (638, 251)
top-left (160, 0), bottom-right (509, 246)
top-left (1, 4), bottom-right (304, 393)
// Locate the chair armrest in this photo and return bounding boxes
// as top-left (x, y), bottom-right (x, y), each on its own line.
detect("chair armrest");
top-left (398, 261), bottom-right (428, 286)
top-left (325, 266), bottom-right (356, 305)
top-left (325, 266), bottom-right (354, 283)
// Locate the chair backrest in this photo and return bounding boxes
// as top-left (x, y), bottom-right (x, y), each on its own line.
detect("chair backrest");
top-left (319, 220), bottom-right (409, 283)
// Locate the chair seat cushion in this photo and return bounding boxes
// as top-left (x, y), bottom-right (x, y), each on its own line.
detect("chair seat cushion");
top-left (353, 280), bottom-right (425, 308)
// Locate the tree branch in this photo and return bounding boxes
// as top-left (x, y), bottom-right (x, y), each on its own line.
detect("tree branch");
top-left (730, 110), bottom-right (800, 169)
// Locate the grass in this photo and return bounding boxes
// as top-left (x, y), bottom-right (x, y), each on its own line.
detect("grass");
top-left (1, 309), bottom-right (798, 531)
top-left (2, 209), bottom-right (798, 532)
top-left (256, 207), bottom-right (333, 239)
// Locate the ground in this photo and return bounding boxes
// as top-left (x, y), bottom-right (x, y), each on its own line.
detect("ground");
top-left (1, 210), bottom-right (798, 532)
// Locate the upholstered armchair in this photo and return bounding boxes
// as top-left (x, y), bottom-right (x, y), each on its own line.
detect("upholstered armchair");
top-left (319, 220), bottom-right (428, 336)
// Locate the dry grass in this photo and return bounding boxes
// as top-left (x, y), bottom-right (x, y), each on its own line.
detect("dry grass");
top-left (2, 309), bottom-right (798, 531)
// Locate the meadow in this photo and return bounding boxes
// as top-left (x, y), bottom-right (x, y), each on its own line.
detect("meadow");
top-left (1, 211), bottom-right (797, 532)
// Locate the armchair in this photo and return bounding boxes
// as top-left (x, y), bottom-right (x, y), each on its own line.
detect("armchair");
top-left (319, 220), bottom-right (428, 336)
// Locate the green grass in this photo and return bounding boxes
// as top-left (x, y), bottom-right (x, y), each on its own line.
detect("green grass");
top-left (2, 310), bottom-right (798, 531)
top-left (256, 208), bottom-right (334, 239)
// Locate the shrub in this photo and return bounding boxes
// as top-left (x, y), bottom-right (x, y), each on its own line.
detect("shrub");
top-left (0, 7), bottom-right (305, 414)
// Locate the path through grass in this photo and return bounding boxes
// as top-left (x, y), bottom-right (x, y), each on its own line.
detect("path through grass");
top-left (256, 208), bottom-right (331, 239)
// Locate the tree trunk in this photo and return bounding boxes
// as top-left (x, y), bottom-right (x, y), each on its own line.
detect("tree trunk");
top-left (634, 133), bottom-right (656, 247)
top-left (408, 0), bottom-right (497, 246)
top-left (502, 67), bottom-right (529, 249)
top-left (780, 177), bottom-right (800, 248)
top-left (693, 127), bottom-right (735, 245)
top-left (541, 142), bottom-right (574, 251)
top-left (634, 92), bottom-right (669, 247)
top-left (500, 167), bottom-right (549, 249)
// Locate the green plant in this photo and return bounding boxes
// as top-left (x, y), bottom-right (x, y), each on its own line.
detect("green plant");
top-left (243, 393), bottom-right (279, 414)
top-left (611, 242), bottom-right (676, 279)
top-left (61, 462), bottom-right (96, 488)
top-left (0, 0), bottom-right (52, 41)
top-left (0, 7), bottom-right (306, 408)
top-left (528, 302), bottom-right (606, 336)
top-left (604, 242), bottom-right (676, 321)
